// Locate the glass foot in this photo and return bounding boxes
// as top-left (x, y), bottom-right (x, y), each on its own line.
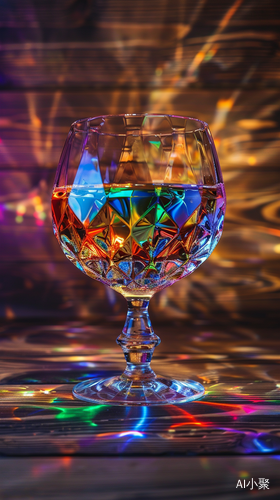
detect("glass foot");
top-left (73, 376), bottom-right (205, 406)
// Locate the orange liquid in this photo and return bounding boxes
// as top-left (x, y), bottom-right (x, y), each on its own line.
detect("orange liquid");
top-left (52, 184), bottom-right (225, 297)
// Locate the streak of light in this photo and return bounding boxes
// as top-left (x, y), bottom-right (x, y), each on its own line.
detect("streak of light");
top-left (169, 405), bottom-right (210, 429)
top-left (171, 422), bottom-right (203, 428)
top-left (187, 0), bottom-right (244, 79)
top-left (39, 388), bottom-right (57, 395)
top-left (237, 119), bottom-right (276, 130)
top-left (116, 407), bottom-right (148, 453)
top-left (150, 0), bottom-right (246, 115)
top-left (26, 93), bottom-right (43, 166)
top-left (225, 390), bottom-right (267, 404)
top-left (195, 401), bottom-right (245, 409)
top-left (247, 225), bottom-right (280, 238)
top-left (95, 431), bottom-right (144, 439)
top-left (22, 391), bottom-right (35, 397)
top-left (252, 437), bottom-right (276, 453)
top-left (195, 400), bottom-right (261, 415)
top-left (68, 356), bottom-right (88, 361)
top-left (134, 406), bottom-right (147, 430)
top-left (211, 427), bottom-right (279, 453)
top-left (0, 118), bottom-right (69, 133)
top-left (211, 98), bottom-right (236, 136)
top-left (12, 407), bottom-right (21, 421)
top-left (118, 431), bottom-right (143, 438)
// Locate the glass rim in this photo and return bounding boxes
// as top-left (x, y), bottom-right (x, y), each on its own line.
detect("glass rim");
top-left (71, 113), bottom-right (208, 136)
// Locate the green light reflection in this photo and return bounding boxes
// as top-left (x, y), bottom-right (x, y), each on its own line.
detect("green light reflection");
top-left (54, 405), bottom-right (105, 427)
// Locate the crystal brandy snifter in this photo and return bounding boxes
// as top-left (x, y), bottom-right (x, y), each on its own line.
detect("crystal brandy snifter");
top-left (51, 114), bottom-right (226, 405)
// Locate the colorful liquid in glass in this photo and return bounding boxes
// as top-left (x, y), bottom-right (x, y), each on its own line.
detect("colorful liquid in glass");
top-left (52, 183), bottom-right (226, 298)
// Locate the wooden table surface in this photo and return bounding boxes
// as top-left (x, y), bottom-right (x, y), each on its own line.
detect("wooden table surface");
top-left (0, 319), bottom-right (280, 498)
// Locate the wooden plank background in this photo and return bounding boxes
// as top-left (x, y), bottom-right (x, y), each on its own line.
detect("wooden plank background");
top-left (0, 0), bottom-right (280, 325)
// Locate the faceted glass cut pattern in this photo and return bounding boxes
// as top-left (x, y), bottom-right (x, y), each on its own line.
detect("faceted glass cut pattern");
top-left (52, 114), bottom-right (226, 406)
top-left (54, 114), bottom-right (222, 190)
top-left (52, 183), bottom-right (225, 298)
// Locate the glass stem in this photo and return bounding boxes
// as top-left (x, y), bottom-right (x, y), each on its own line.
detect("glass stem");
top-left (116, 298), bottom-right (160, 381)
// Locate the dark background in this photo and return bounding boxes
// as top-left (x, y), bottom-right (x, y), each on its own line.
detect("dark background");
top-left (1, 0), bottom-right (280, 329)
